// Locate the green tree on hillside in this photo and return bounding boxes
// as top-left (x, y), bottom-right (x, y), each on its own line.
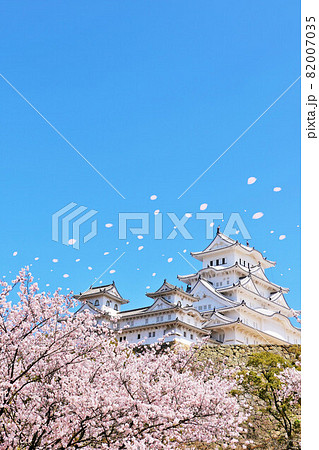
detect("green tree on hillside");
top-left (240, 350), bottom-right (301, 450)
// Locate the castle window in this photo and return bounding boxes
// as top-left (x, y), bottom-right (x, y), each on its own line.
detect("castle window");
top-left (168, 314), bottom-right (171, 320)
top-left (190, 334), bottom-right (194, 340)
top-left (198, 306), bottom-right (202, 311)
top-left (94, 299), bottom-right (99, 306)
top-left (210, 260), bottom-right (214, 266)
top-left (203, 305), bottom-right (207, 310)
top-left (137, 334), bottom-right (141, 339)
top-left (222, 258), bottom-right (226, 264)
top-left (148, 332), bottom-right (152, 338)
top-left (208, 304), bottom-right (212, 309)
top-left (114, 304), bottom-right (118, 311)
top-left (152, 331), bottom-right (155, 337)
top-left (215, 259), bottom-right (220, 266)
top-left (183, 331), bottom-right (187, 337)
top-left (145, 318), bottom-right (148, 324)
top-left (119, 337), bottom-right (122, 342)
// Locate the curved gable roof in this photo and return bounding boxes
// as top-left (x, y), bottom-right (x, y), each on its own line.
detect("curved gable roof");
top-left (191, 232), bottom-right (275, 268)
top-left (190, 277), bottom-right (240, 307)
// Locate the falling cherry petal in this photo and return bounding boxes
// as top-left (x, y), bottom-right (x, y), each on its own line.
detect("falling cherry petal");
top-left (252, 212), bottom-right (264, 220)
top-left (105, 223), bottom-right (113, 228)
top-left (154, 210), bottom-right (160, 215)
top-left (150, 195), bottom-right (157, 200)
top-left (88, 266), bottom-right (93, 270)
top-left (13, 251), bottom-right (18, 256)
top-left (167, 257), bottom-right (173, 263)
top-left (200, 203), bottom-right (208, 211)
top-left (247, 177), bottom-right (257, 185)
top-left (273, 187), bottom-right (282, 192)
top-left (138, 246), bottom-right (144, 251)
top-left (52, 259), bottom-right (58, 263)
top-left (279, 235), bottom-right (286, 240)
top-left (137, 235), bottom-right (143, 240)
top-left (63, 274), bottom-right (69, 278)
top-left (152, 273), bottom-right (156, 276)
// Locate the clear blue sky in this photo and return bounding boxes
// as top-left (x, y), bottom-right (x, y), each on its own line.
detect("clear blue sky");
top-left (0, 1), bottom-right (300, 314)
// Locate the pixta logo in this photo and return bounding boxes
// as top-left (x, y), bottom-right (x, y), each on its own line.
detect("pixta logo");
top-left (52, 202), bottom-right (98, 249)
top-left (118, 212), bottom-right (251, 240)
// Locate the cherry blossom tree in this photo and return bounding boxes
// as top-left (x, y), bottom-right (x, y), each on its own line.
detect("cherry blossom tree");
top-left (291, 310), bottom-right (301, 324)
top-left (0, 268), bottom-right (247, 449)
top-left (277, 367), bottom-right (301, 406)
top-left (240, 352), bottom-right (301, 449)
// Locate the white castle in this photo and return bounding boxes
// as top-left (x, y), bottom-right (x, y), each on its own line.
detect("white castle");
top-left (75, 229), bottom-right (301, 346)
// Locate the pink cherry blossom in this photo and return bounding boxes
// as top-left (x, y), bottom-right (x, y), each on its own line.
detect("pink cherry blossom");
top-left (0, 268), bottom-right (248, 449)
